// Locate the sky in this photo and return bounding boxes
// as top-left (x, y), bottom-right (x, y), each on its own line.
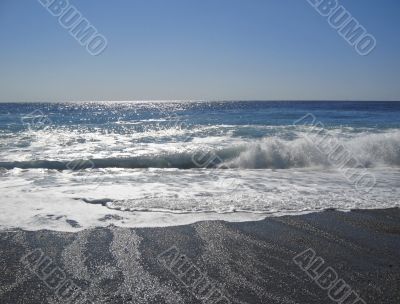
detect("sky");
top-left (0, 0), bottom-right (399, 102)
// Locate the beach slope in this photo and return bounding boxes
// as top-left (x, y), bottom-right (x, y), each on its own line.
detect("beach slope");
top-left (1, 208), bottom-right (399, 303)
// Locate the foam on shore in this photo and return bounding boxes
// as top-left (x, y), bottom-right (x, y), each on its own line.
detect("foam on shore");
top-left (1, 167), bottom-right (399, 232)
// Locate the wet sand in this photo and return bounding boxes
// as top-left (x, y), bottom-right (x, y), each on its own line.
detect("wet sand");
top-left (1, 208), bottom-right (399, 303)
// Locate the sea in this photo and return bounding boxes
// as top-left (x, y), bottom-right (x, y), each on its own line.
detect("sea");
top-left (1, 101), bottom-right (399, 231)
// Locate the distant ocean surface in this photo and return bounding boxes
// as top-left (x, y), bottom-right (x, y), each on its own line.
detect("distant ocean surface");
top-left (1, 101), bottom-right (400, 231)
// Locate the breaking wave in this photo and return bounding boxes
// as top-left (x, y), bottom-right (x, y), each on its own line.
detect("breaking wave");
top-left (1, 131), bottom-right (399, 170)
top-left (227, 131), bottom-right (400, 169)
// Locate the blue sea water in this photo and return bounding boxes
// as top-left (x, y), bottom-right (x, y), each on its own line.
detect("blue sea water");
top-left (1, 100), bottom-right (400, 131)
top-left (0, 101), bottom-right (399, 229)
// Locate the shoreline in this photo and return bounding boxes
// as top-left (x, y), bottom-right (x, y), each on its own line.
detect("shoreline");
top-left (1, 207), bottom-right (400, 303)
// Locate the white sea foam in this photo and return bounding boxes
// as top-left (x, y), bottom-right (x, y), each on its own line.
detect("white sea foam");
top-left (0, 167), bottom-right (399, 231)
top-left (1, 124), bottom-right (400, 231)
top-left (227, 130), bottom-right (400, 169)
top-left (1, 129), bottom-right (400, 169)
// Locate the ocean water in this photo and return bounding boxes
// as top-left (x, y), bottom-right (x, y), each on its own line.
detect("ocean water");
top-left (1, 101), bottom-right (400, 231)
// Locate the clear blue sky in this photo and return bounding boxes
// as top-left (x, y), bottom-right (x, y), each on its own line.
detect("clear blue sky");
top-left (0, 0), bottom-right (399, 102)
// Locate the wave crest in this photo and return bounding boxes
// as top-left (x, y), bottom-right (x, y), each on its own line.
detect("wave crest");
top-left (1, 131), bottom-right (399, 170)
top-left (227, 130), bottom-right (400, 169)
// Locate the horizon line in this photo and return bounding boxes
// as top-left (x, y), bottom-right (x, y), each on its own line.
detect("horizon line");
top-left (1, 99), bottom-right (400, 103)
